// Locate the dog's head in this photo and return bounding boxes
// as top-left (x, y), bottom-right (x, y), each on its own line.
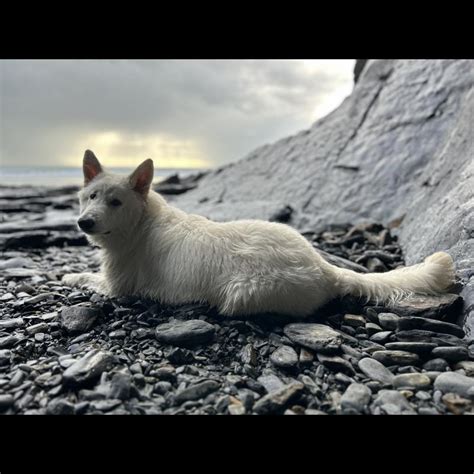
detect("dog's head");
top-left (77, 150), bottom-right (154, 245)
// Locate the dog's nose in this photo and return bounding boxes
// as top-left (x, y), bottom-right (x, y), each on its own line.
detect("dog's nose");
top-left (78, 218), bottom-right (95, 232)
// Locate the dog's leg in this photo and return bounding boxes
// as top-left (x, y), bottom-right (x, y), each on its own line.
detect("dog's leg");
top-left (62, 272), bottom-right (108, 294)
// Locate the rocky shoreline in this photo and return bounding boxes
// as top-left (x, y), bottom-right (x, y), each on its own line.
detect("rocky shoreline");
top-left (1, 185), bottom-right (473, 415)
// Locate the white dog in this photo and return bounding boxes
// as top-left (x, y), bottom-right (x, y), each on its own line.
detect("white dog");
top-left (62, 150), bottom-right (456, 318)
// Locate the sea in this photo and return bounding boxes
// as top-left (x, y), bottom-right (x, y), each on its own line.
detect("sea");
top-left (0, 166), bottom-right (206, 188)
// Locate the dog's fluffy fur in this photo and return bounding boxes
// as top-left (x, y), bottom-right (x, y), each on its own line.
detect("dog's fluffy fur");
top-left (62, 151), bottom-right (457, 318)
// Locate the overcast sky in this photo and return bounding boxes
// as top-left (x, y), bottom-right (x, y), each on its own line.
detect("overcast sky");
top-left (0, 60), bottom-right (355, 170)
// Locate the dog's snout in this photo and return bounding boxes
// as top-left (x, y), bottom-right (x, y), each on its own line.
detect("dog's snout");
top-left (78, 218), bottom-right (95, 232)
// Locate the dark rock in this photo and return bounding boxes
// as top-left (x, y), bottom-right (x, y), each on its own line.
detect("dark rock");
top-left (317, 354), bottom-right (355, 375)
top-left (372, 350), bottom-right (420, 366)
top-left (46, 399), bottom-right (75, 415)
top-left (155, 319), bottom-right (215, 347)
top-left (0, 394), bottom-right (15, 411)
top-left (366, 322), bottom-right (383, 336)
top-left (343, 314), bottom-right (366, 328)
top-left (175, 380), bottom-right (220, 404)
top-left (26, 322), bottom-right (49, 335)
top-left (269, 205), bottom-right (293, 223)
top-left (358, 357), bottom-right (394, 385)
top-left (63, 350), bottom-right (116, 387)
top-left (397, 316), bottom-right (465, 338)
top-left (431, 346), bottom-right (469, 362)
top-left (283, 323), bottom-right (342, 354)
top-left (434, 372), bottom-right (474, 398)
top-left (378, 313), bottom-right (400, 331)
top-left (270, 345), bottom-right (298, 369)
top-left (384, 294), bottom-right (463, 321)
top-left (385, 342), bottom-right (437, 355)
top-left (108, 372), bottom-right (132, 400)
top-left (60, 306), bottom-right (100, 334)
top-left (253, 382), bottom-right (304, 415)
top-left (340, 383), bottom-right (371, 413)
top-left (0, 335), bottom-right (22, 349)
top-left (240, 344), bottom-right (257, 366)
top-left (423, 359), bottom-right (450, 372)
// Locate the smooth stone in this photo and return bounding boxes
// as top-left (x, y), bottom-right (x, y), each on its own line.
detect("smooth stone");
top-left (366, 322), bottom-right (383, 336)
top-left (378, 313), bottom-right (400, 331)
top-left (377, 294), bottom-right (463, 321)
top-left (454, 361), bottom-right (474, 376)
top-left (392, 373), bottom-right (431, 390)
top-left (0, 318), bottom-right (25, 330)
top-left (63, 350), bottom-right (116, 387)
top-left (397, 316), bottom-right (465, 338)
top-left (370, 331), bottom-right (392, 344)
top-left (343, 314), bottom-right (366, 328)
top-left (155, 319), bottom-right (215, 347)
top-left (442, 393), bottom-right (472, 414)
top-left (372, 350), bottom-right (420, 366)
top-left (283, 323), bottom-right (342, 354)
top-left (61, 306), bottom-right (100, 334)
top-left (175, 380), bottom-right (220, 403)
top-left (257, 374), bottom-right (285, 394)
top-left (434, 372), bottom-right (474, 398)
top-left (46, 399), bottom-right (75, 415)
top-left (373, 390), bottom-right (416, 415)
top-left (317, 354), bottom-right (355, 375)
top-left (253, 382), bottom-right (304, 415)
top-left (358, 357), bottom-right (394, 385)
top-left (270, 345), bottom-right (298, 369)
top-left (0, 394), bottom-right (15, 411)
top-left (340, 383), bottom-right (371, 413)
top-left (431, 346), bottom-right (469, 362)
top-left (0, 335), bottom-right (21, 349)
top-left (107, 372), bottom-right (132, 400)
top-left (26, 322), bottom-right (48, 335)
top-left (423, 358), bottom-right (450, 372)
top-left (385, 342), bottom-right (437, 355)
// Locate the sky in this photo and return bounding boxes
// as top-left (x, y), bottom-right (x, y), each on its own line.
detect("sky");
top-left (0, 60), bottom-right (355, 170)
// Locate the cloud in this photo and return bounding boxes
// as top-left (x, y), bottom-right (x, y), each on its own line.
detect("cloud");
top-left (0, 60), bottom-right (355, 169)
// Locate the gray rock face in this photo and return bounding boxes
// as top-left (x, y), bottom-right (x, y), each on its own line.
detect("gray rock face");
top-left (155, 319), bottom-right (215, 347)
top-left (172, 60), bottom-right (474, 334)
top-left (60, 306), bottom-right (100, 334)
top-left (434, 372), bottom-right (474, 398)
top-left (283, 323), bottom-right (343, 353)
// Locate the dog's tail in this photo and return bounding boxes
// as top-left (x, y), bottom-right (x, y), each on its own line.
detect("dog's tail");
top-left (334, 251), bottom-right (456, 304)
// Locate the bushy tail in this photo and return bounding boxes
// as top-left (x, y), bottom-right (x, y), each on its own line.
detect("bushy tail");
top-left (334, 251), bottom-right (456, 305)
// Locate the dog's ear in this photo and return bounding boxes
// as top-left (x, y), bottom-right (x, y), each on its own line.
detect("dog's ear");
top-left (129, 159), bottom-right (154, 196)
top-left (83, 150), bottom-right (103, 186)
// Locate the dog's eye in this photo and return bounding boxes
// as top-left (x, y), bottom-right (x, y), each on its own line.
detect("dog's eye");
top-left (110, 198), bottom-right (122, 207)
top-left (90, 193), bottom-right (96, 200)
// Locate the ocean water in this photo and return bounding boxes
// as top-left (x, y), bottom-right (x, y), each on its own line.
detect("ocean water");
top-left (0, 166), bottom-right (206, 188)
